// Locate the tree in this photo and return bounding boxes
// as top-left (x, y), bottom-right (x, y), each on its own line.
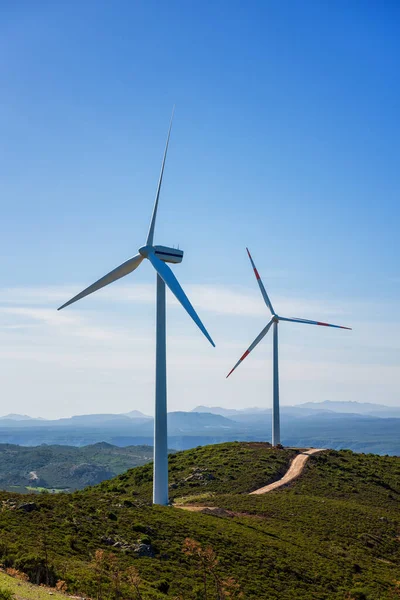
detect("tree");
top-left (90, 550), bottom-right (106, 600)
top-left (182, 538), bottom-right (242, 600)
top-left (125, 566), bottom-right (143, 600)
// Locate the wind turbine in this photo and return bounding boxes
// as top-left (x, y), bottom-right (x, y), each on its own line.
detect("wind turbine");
top-left (58, 110), bottom-right (215, 505)
top-left (226, 248), bottom-right (351, 446)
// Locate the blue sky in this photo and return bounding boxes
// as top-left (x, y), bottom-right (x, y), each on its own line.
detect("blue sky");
top-left (1, 1), bottom-right (399, 418)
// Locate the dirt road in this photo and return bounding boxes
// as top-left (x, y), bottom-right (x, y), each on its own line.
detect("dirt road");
top-left (175, 448), bottom-right (325, 512)
top-left (249, 448), bottom-right (324, 495)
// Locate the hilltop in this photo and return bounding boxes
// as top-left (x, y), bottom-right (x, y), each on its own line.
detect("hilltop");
top-left (0, 442), bottom-right (398, 599)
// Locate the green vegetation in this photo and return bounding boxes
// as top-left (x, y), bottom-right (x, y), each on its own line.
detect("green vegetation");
top-left (102, 442), bottom-right (298, 502)
top-left (0, 572), bottom-right (67, 600)
top-left (0, 443), bottom-right (153, 492)
top-left (0, 443), bottom-right (397, 599)
top-left (0, 586), bottom-right (14, 600)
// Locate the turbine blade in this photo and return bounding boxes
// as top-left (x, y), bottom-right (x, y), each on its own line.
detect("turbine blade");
top-left (226, 318), bottom-right (274, 378)
top-left (246, 248), bottom-right (275, 315)
top-left (278, 316), bottom-right (352, 330)
top-left (58, 254), bottom-right (144, 310)
top-left (146, 106), bottom-right (175, 246)
top-left (147, 251), bottom-right (215, 347)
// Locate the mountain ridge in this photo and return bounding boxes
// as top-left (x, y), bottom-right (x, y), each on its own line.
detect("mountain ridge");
top-left (0, 410), bottom-right (398, 455)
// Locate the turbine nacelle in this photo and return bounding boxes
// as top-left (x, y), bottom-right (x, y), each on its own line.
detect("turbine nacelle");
top-left (139, 244), bottom-right (184, 264)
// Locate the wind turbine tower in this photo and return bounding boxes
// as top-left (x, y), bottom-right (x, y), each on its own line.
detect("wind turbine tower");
top-left (227, 248), bottom-right (351, 446)
top-left (58, 110), bottom-right (215, 505)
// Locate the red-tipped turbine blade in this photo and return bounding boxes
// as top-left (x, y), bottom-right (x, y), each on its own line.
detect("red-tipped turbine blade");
top-left (278, 316), bottom-right (352, 330)
top-left (246, 248), bottom-right (275, 315)
top-left (226, 318), bottom-right (274, 378)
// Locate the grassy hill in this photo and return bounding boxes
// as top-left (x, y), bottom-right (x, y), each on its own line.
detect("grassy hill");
top-left (0, 442), bottom-right (398, 599)
top-left (0, 442), bottom-right (153, 492)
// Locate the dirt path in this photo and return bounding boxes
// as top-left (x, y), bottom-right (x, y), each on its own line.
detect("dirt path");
top-left (249, 448), bottom-right (324, 494)
top-left (175, 448), bottom-right (325, 512)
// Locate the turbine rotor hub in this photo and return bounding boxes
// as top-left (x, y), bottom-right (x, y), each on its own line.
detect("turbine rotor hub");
top-left (139, 245), bottom-right (153, 258)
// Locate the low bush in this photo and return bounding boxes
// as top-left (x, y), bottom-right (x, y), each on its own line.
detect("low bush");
top-left (0, 588), bottom-right (14, 600)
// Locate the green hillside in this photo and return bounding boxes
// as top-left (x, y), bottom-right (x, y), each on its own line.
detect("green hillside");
top-left (0, 442), bottom-right (398, 599)
top-left (0, 443), bottom-right (153, 492)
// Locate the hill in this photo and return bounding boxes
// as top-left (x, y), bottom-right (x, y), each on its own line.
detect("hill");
top-left (0, 410), bottom-right (399, 454)
top-left (0, 414), bottom-right (45, 422)
top-left (0, 443), bottom-right (153, 492)
top-left (297, 401), bottom-right (400, 418)
top-left (0, 442), bottom-right (398, 599)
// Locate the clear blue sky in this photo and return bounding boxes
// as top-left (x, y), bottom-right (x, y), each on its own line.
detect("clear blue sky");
top-left (1, 1), bottom-right (399, 417)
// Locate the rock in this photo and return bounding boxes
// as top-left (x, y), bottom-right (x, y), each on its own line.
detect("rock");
top-left (18, 502), bottom-right (38, 513)
top-left (101, 536), bottom-right (154, 557)
top-left (183, 468), bottom-right (216, 483)
top-left (133, 543), bottom-right (155, 558)
top-left (101, 536), bottom-right (116, 546)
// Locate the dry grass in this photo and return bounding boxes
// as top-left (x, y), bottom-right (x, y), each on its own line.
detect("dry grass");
top-left (0, 572), bottom-right (69, 600)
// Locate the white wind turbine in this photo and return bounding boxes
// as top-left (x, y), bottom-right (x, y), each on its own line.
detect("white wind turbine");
top-left (58, 110), bottom-right (215, 505)
top-left (227, 248), bottom-right (351, 446)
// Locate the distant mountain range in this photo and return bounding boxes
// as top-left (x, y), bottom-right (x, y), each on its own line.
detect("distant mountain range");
top-left (0, 413), bottom-right (45, 421)
top-left (123, 410), bottom-right (152, 419)
top-left (0, 401), bottom-right (398, 455)
top-left (296, 400), bottom-right (400, 418)
top-left (192, 400), bottom-right (400, 419)
top-left (0, 411), bottom-right (152, 427)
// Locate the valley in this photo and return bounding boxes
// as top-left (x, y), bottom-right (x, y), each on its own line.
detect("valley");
top-left (0, 443), bottom-right (153, 492)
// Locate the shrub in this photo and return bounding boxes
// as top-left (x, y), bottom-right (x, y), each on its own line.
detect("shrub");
top-left (156, 579), bottom-right (170, 593)
top-left (15, 554), bottom-right (57, 586)
top-left (0, 589), bottom-right (14, 600)
top-left (349, 588), bottom-right (369, 600)
top-left (56, 580), bottom-right (68, 592)
top-left (132, 523), bottom-right (147, 533)
top-left (5, 568), bottom-right (29, 582)
top-left (139, 535), bottom-right (151, 545)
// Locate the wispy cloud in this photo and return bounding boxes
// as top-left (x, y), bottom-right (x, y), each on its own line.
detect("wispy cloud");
top-left (0, 283), bottom-right (350, 319)
top-left (0, 283), bottom-right (398, 418)
top-left (0, 306), bottom-right (117, 341)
